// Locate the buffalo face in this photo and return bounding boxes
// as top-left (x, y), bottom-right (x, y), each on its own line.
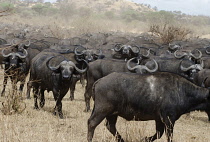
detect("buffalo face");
top-left (2, 48), bottom-right (28, 69)
top-left (75, 46), bottom-right (102, 63)
top-left (59, 61), bottom-right (75, 80)
top-left (47, 57), bottom-right (88, 80)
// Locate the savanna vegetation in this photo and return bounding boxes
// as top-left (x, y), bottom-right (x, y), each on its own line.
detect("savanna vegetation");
top-left (0, 0), bottom-right (210, 142)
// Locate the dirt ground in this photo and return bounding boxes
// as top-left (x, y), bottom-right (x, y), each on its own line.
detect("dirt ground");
top-left (0, 70), bottom-right (209, 142)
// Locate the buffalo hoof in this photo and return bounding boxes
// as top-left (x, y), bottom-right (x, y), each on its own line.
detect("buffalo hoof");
top-left (143, 136), bottom-right (154, 142)
top-left (53, 110), bottom-right (64, 119)
top-left (59, 113), bottom-right (64, 119)
top-left (1, 92), bottom-right (5, 97)
top-left (70, 96), bottom-right (74, 101)
top-left (34, 106), bottom-right (39, 110)
top-left (84, 108), bottom-right (91, 112)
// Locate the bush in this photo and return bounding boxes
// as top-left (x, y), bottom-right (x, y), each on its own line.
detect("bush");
top-left (149, 23), bottom-right (191, 44)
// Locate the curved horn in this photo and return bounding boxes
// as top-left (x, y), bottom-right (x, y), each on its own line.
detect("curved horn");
top-left (142, 48), bottom-right (151, 58)
top-left (126, 57), bottom-right (139, 71)
top-left (174, 50), bottom-right (187, 59)
top-left (72, 60), bottom-right (88, 73)
top-left (74, 46), bottom-right (86, 56)
top-left (24, 40), bottom-right (31, 47)
top-left (205, 46), bottom-right (210, 54)
top-left (142, 59), bottom-right (158, 73)
top-left (194, 64), bottom-right (203, 71)
top-left (2, 48), bottom-right (13, 57)
top-left (130, 45), bottom-right (140, 54)
top-left (16, 49), bottom-right (28, 59)
top-left (46, 56), bottom-right (60, 72)
top-left (180, 64), bottom-right (195, 72)
top-left (114, 43), bottom-right (123, 52)
top-left (127, 58), bottom-right (158, 73)
top-left (189, 49), bottom-right (202, 59)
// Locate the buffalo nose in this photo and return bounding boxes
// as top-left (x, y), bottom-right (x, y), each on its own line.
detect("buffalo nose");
top-left (62, 75), bottom-right (70, 80)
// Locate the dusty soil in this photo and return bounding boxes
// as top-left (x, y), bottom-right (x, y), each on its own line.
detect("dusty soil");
top-left (0, 70), bottom-right (209, 142)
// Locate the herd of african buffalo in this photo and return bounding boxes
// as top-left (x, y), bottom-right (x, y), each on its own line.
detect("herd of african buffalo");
top-left (0, 27), bottom-right (210, 142)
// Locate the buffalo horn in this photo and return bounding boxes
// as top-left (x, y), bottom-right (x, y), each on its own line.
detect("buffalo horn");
top-left (24, 40), bottom-right (31, 47)
top-left (142, 48), bottom-right (151, 58)
top-left (205, 46), bottom-right (210, 54)
top-left (142, 59), bottom-right (158, 73)
top-left (189, 49), bottom-right (202, 59)
top-left (46, 56), bottom-right (61, 72)
top-left (180, 63), bottom-right (203, 72)
top-left (174, 50), bottom-right (187, 59)
top-left (126, 57), bottom-right (139, 71)
top-left (16, 49), bottom-right (28, 59)
top-left (2, 48), bottom-right (13, 57)
top-left (71, 59), bottom-right (88, 73)
top-left (114, 43), bottom-right (123, 52)
top-left (74, 46), bottom-right (86, 56)
top-left (130, 45), bottom-right (140, 54)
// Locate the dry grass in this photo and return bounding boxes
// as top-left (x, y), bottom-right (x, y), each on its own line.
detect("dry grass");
top-left (0, 3), bottom-right (209, 141)
top-left (0, 69), bottom-right (209, 142)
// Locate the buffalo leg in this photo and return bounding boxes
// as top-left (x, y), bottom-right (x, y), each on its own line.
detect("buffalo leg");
top-left (106, 115), bottom-right (124, 142)
top-left (87, 106), bottom-right (109, 142)
top-left (145, 119), bottom-right (165, 141)
top-left (54, 92), bottom-right (65, 119)
top-left (84, 85), bottom-right (92, 112)
top-left (33, 88), bottom-right (39, 109)
top-left (39, 89), bottom-right (45, 108)
top-left (19, 79), bottom-right (25, 96)
top-left (26, 81), bottom-right (32, 99)
top-left (1, 75), bottom-right (8, 96)
top-left (69, 77), bottom-right (78, 101)
top-left (163, 116), bottom-right (175, 142)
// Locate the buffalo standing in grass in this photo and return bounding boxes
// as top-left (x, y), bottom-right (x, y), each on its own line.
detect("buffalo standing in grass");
top-left (88, 72), bottom-right (210, 142)
top-left (29, 52), bottom-right (88, 118)
top-left (84, 59), bottom-right (158, 112)
top-left (1, 48), bottom-right (28, 96)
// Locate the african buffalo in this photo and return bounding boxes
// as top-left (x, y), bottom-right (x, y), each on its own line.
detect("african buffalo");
top-left (1, 48), bottom-right (28, 96)
top-left (84, 59), bottom-right (158, 112)
top-left (28, 52), bottom-right (88, 118)
top-left (88, 72), bottom-right (210, 142)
